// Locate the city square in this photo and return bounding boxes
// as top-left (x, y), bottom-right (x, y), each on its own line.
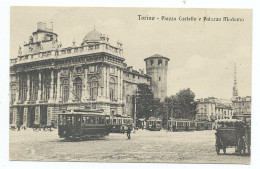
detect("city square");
top-left (10, 128), bottom-right (250, 163)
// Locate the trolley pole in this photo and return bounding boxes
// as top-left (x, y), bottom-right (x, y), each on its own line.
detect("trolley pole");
top-left (133, 94), bottom-right (137, 133)
top-left (166, 103), bottom-right (168, 130)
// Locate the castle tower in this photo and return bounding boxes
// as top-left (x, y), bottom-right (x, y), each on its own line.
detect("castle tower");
top-left (144, 54), bottom-right (170, 101)
top-left (231, 64), bottom-right (239, 101)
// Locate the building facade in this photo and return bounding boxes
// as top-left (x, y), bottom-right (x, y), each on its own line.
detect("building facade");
top-left (9, 22), bottom-right (152, 127)
top-left (232, 96), bottom-right (251, 116)
top-left (196, 98), bottom-right (233, 121)
top-left (144, 54), bottom-right (169, 101)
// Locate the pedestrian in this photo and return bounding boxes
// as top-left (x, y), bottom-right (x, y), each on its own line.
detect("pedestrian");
top-left (127, 125), bottom-right (131, 139)
top-left (17, 124), bottom-right (20, 131)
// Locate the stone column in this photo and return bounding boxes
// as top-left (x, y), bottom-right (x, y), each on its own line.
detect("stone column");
top-left (84, 68), bottom-right (89, 100)
top-left (47, 106), bottom-right (53, 126)
top-left (120, 69), bottom-right (123, 103)
top-left (15, 75), bottom-right (20, 103)
top-left (12, 107), bottom-right (18, 125)
top-left (35, 106), bottom-right (41, 125)
top-left (103, 66), bottom-right (107, 98)
top-left (38, 72), bottom-right (42, 101)
top-left (26, 73), bottom-right (30, 101)
top-left (23, 107), bottom-right (28, 127)
top-left (57, 71), bottom-right (61, 101)
top-left (49, 70), bottom-right (54, 102)
top-left (106, 67), bottom-right (109, 99)
top-left (117, 67), bottom-right (120, 102)
top-left (69, 70), bottom-right (74, 102)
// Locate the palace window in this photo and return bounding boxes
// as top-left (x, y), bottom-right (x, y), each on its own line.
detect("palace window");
top-left (110, 67), bottom-right (115, 74)
top-left (19, 74), bottom-right (27, 101)
top-left (30, 73), bottom-right (39, 101)
top-left (73, 77), bottom-right (82, 100)
top-left (43, 73), bottom-right (51, 101)
top-left (11, 85), bottom-right (16, 104)
top-left (89, 65), bottom-right (98, 73)
top-left (109, 77), bottom-right (117, 101)
top-left (61, 79), bottom-right (69, 102)
top-left (89, 76), bottom-right (98, 100)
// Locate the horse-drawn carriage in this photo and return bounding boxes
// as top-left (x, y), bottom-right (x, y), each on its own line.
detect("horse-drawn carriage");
top-left (215, 119), bottom-right (250, 155)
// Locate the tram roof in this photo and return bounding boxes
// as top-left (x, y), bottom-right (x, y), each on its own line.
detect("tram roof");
top-left (215, 119), bottom-right (244, 123)
top-left (58, 109), bottom-right (106, 116)
top-left (58, 112), bottom-right (107, 116)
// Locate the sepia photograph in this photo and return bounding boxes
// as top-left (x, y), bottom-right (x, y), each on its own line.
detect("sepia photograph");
top-left (8, 6), bottom-right (252, 164)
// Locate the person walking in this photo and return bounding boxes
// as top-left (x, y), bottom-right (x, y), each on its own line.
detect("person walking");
top-left (127, 125), bottom-right (131, 139)
top-left (17, 124), bottom-right (21, 131)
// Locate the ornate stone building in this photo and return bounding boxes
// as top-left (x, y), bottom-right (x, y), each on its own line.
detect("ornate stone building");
top-left (9, 22), bottom-right (152, 127)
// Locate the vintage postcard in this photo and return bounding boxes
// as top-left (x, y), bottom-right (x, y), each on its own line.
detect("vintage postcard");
top-left (9, 7), bottom-right (252, 164)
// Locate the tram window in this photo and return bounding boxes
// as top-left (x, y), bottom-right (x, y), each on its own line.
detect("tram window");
top-left (72, 116), bottom-right (75, 124)
top-left (66, 116), bottom-right (71, 123)
top-left (98, 117), bottom-right (103, 124)
top-left (82, 117), bottom-right (86, 124)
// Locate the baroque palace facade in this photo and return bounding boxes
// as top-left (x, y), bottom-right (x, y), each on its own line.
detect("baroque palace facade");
top-left (10, 22), bottom-right (170, 127)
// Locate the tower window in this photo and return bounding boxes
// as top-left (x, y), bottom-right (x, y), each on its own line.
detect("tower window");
top-left (158, 59), bottom-right (162, 65)
top-left (150, 60), bottom-right (154, 66)
top-left (159, 77), bottom-right (161, 81)
top-left (165, 60), bottom-right (168, 66)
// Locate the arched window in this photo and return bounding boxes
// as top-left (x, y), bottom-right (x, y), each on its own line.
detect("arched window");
top-left (109, 77), bottom-right (116, 101)
top-left (73, 77), bottom-right (82, 100)
top-left (89, 76), bottom-right (98, 100)
top-left (61, 79), bottom-right (69, 102)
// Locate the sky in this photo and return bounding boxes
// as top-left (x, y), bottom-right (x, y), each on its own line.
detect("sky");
top-left (10, 7), bottom-right (252, 100)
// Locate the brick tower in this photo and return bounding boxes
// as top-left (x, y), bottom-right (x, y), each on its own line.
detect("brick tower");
top-left (144, 54), bottom-right (170, 101)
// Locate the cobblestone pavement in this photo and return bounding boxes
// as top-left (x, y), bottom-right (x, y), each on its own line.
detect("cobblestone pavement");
top-left (9, 129), bottom-right (250, 164)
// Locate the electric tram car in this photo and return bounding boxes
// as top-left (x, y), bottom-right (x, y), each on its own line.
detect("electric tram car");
top-left (146, 117), bottom-right (162, 131)
top-left (167, 119), bottom-right (196, 131)
top-left (107, 115), bottom-right (133, 133)
top-left (58, 109), bottom-right (109, 140)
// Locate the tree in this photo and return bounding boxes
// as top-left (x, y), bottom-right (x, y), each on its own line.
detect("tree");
top-left (176, 88), bottom-right (197, 120)
top-left (136, 84), bottom-right (154, 120)
top-left (162, 88), bottom-right (198, 122)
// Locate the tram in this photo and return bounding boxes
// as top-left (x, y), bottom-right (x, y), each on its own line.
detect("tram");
top-left (146, 117), bottom-right (162, 131)
top-left (58, 109), bottom-right (109, 140)
top-left (107, 115), bottom-right (133, 133)
top-left (167, 118), bottom-right (196, 131)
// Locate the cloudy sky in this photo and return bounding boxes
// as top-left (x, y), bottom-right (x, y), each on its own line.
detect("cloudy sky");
top-left (10, 7), bottom-right (252, 100)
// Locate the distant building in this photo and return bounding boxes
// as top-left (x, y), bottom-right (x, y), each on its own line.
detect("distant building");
top-left (196, 97), bottom-right (233, 121)
top-left (232, 96), bottom-right (251, 116)
top-left (144, 54), bottom-right (169, 101)
top-left (9, 22), bottom-right (155, 127)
